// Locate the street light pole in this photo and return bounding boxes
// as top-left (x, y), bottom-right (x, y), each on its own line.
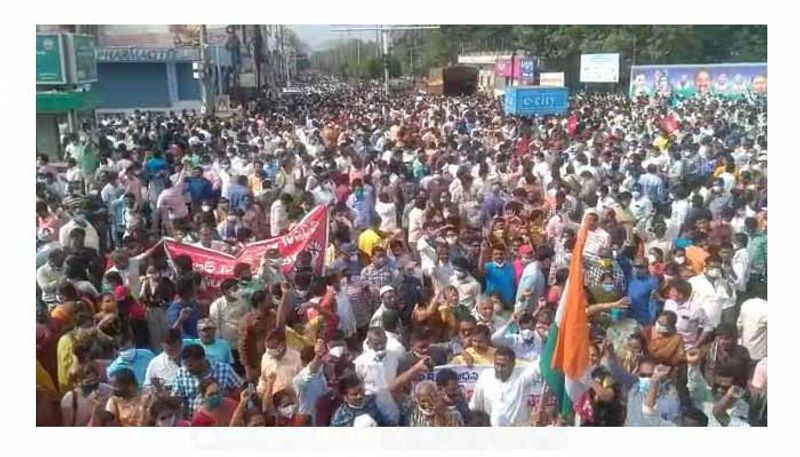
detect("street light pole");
top-left (199, 24), bottom-right (214, 115)
top-left (381, 27), bottom-right (390, 94)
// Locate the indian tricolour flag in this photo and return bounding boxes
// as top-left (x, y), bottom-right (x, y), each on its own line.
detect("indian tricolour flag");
top-left (539, 219), bottom-right (591, 419)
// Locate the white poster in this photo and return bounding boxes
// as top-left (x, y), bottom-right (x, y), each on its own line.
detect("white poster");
top-left (539, 72), bottom-right (565, 87)
top-left (580, 53), bottom-right (620, 83)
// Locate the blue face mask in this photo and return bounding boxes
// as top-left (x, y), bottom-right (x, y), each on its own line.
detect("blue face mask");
top-left (601, 283), bottom-right (615, 292)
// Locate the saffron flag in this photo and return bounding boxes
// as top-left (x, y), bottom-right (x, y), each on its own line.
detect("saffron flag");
top-left (540, 216), bottom-right (591, 418)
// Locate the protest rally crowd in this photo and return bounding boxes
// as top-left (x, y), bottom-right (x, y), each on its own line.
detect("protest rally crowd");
top-left (35, 77), bottom-right (767, 427)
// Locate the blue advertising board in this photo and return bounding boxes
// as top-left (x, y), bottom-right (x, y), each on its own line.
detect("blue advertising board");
top-left (504, 86), bottom-right (568, 116)
top-left (629, 63), bottom-right (767, 99)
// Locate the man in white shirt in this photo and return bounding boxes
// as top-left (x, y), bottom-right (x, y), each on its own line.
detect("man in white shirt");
top-left (688, 255), bottom-right (735, 330)
top-left (208, 279), bottom-right (249, 356)
top-left (270, 193), bottom-right (292, 237)
top-left (106, 249), bottom-right (141, 300)
top-left (143, 329), bottom-right (183, 389)
top-left (532, 153), bottom-right (551, 189)
top-left (423, 245), bottom-right (454, 296)
top-left (469, 346), bottom-right (543, 426)
top-left (59, 214), bottom-right (100, 253)
top-left (450, 257), bottom-right (481, 310)
top-left (730, 233), bottom-right (751, 296)
top-left (37, 249), bottom-right (66, 306)
top-left (663, 279), bottom-right (713, 349)
top-left (472, 296), bottom-right (506, 334)
top-left (369, 287), bottom-right (406, 343)
top-left (582, 212), bottom-right (611, 262)
top-left (491, 311), bottom-right (549, 362)
top-left (354, 327), bottom-right (402, 424)
top-left (737, 295), bottom-right (767, 362)
top-left (407, 198), bottom-right (426, 245)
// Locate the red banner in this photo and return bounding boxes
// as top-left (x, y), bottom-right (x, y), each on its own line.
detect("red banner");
top-left (162, 205), bottom-right (329, 289)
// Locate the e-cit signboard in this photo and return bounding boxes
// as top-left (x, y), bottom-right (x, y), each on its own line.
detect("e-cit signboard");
top-left (505, 86), bottom-right (569, 116)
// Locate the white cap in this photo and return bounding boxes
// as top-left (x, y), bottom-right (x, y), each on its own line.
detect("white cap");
top-left (379, 285), bottom-right (395, 297)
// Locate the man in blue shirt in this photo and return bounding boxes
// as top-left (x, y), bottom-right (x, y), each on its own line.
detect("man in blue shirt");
top-left (347, 179), bottom-right (372, 230)
top-left (481, 185), bottom-right (506, 229)
top-left (106, 331), bottom-right (155, 386)
top-left (626, 257), bottom-right (660, 326)
top-left (483, 245), bottom-right (516, 311)
top-left (145, 151), bottom-right (168, 177)
top-left (293, 340), bottom-right (329, 425)
top-left (183, 318), bottom-right (234, 366)
top-left (185, 166), bottom-right (214, 206)
top-left (167, 278), bottom-right (200, 339)
top-left (223, 175), bottom-right (251, 212)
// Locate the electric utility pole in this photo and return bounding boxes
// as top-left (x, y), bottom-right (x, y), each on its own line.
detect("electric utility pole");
top-left (331, 25), bottom-right (439, 94)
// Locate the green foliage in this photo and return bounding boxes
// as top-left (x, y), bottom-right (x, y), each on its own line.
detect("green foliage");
top-left (309, 25), bottom-right (766, 78)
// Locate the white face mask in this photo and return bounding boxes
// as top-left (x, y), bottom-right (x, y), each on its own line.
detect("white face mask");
top-left (328, 346), bottom-right (346, 358)
top-left (202, 205), bottom-right (212, 212)
top-left (674, 256), bottom-right (686, 265)
top-left (520, 329), bottom-right (536, 342)
top-left (706, 268), bottom-right (722, 279)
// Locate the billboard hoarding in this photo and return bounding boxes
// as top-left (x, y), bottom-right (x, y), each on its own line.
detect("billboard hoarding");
top-left (495, 57), bottom-right (521, 79)
top-left (36, 34), bottom-right (68, 85)
top-left (629, 63), bottom-right (767, 99)
top-left (580, 53), bottom-right (619, 83)
top-left (520, 58), bottom-right (535, 79)
top-left (505, 86), bottom-right (569, 116)
top-left (66, 34), bottom-right (98, 84)
top-left (539, 72), bottom-right (565, 87)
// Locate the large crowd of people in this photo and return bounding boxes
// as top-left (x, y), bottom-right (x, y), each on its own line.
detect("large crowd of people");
top-left (35, 76), bottom-right (767, 427)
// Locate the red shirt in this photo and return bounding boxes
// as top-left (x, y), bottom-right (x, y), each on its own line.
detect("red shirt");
top-left (335, 184), bottom-right (350, 205)
top-left (314, 391), bottom-right (342, 427)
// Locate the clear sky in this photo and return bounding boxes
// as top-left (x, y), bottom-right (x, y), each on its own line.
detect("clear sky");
top-left (290, 24), bottom-right (379, 50)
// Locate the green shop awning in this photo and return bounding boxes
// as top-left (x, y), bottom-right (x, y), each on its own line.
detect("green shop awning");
top-left (36, 90), bottom-right (96, 113)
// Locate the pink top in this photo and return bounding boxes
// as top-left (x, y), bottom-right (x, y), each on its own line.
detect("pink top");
top-left (156, 187), bottom-right (189, 220)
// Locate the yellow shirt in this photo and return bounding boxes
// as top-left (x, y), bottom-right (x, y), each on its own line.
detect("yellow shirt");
top-left (653, 136), bottom-right (669, 153)
top-left (56, 333), bottom-right (76, 394)
top-left (248, 174), bottom-right (263, 195)
top-left (357, 229), bottom-right (383, 259)
top-left (257, 347), bottom-right (303, 396)
top-left (37, 360), bottom-right (59, 400)
top-left (451, 347), bottom-right (496, 366)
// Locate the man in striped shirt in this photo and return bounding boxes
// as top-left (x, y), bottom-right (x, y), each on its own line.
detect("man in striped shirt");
top-left (638, 164), bottom-right (666, 205)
